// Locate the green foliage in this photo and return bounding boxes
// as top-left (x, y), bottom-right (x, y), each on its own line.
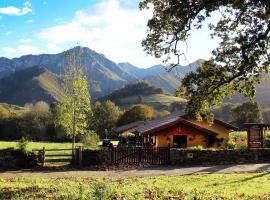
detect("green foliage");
top-left (0, 101), bottom-right (58, 141)
top-left (229, 131), bottom-right (247, 150)
top-left (188, 145), bottom-right (205, 151)
top-left (230, 102), bottom-right (263, 129)
top-left (140, 0), bottom-right (270, 120)
top-left (55, 50), bottom-right (92, 151)
top-left (0, 148), bottom-right (37, 169)
top-left (229, 132), bottom-right (247, 143)
top-left (264, 131), bottom-right (270, 148)
top-left (81, 131), bottom-right (100, 150)
top-left (227, 141), bottom-right (236, 150)
top-left (117, 104), bottom-right (156, 126)
top-left (91, 101), bottom-right (121, 138)
top-left (17, 137), bottom-right (30, 153)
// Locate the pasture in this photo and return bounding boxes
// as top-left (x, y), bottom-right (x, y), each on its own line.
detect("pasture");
top-left (0, 141), bottom-right (76, 151)
top-left (0, 173), bottom-right (269, 199)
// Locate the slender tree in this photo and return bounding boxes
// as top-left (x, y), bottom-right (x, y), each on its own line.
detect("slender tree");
top-left (140, 0), bottom-right (270, 121)
top-left (55, 49), bottom-right (91, 155)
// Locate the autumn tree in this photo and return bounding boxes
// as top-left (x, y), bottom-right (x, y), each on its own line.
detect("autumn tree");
top-left (140, 0), bottom-right (270, 121)
top-left (55, 50), bottom-right (91, 155)
top-left (230, 102), bottom-right (263, 129)
top-left (117, 104), bottom-right (156, 126)
top-left (91, 101), bottom-right (121, 138)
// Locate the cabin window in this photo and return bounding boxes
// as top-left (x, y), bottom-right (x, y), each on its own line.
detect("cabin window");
top-left (173, 135), bottom-right (187, 148)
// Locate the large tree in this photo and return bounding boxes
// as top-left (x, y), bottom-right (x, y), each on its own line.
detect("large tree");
top-left (230, 102), bottom-right (263, 129)
top-left (91, 101), bottom-right (121, 138)
top-left (55, 50), bottom-right (92, 155)
top-left (140, 0), bottom-right (270, 121)
top-left (117, 104), bottom-right (156, 126)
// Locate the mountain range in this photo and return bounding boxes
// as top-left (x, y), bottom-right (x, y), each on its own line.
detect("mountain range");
top-left (1, 46), bottom-right (270, 110)
top-left (0, 46), bottom-right (201, 106)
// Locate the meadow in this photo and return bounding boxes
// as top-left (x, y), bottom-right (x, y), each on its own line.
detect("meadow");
top-left (0, 141), bottom-right (75, 151)
top-left (0, 173), bottom-right (270, 199)
top-left (0, 141), bottom-right (119, 151)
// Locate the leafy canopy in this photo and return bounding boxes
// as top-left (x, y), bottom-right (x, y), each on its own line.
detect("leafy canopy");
top-left (91, 100), bottom-right (121, 138)
top-left (230, 102), bottom-right (263, 129)
top-left (140, 0), bottom-right (270, 121)
top-left (117, 104), bottom-right (156, 126)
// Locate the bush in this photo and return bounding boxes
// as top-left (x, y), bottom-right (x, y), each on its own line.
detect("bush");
top-left (227, 140), bottom-right (236, 150)
top-left (188, 145), bottom-right (205, 151)
top-left (0, 148), bottom-right (38, 169)
top-left (229, 132), bottom-right (247, 149)
top-left (81, 131), bottom-right (100, 149)
top-left (17, 136), bottom-right (30, 153)
top-left (82, 149), bottom-right (102, 166)
top-left (264, 131), bottom-right (270, 148)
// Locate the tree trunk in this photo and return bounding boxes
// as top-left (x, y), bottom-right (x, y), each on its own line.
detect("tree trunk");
top-left (72, 133), bottom-right (76, 157)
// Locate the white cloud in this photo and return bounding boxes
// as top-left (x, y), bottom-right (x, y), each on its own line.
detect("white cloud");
top-left (38, 0), bottom-right (158, 67)
top-left (0, 1), bottom-right (32, 16)
top-left (17, 45), bottom-right (39, 55)
top-left (2, 45), bottom-right (39, 58)
top-left (5, 31), bottom-right (11, 36)
top-left (19, 38), bottom-right (32, 43)
top-left (26, 19), bottom-right (34, 24)
top-left (2, 47), bottom-right (16, 54)
top-left (46, 43), bottom-right (61, 52)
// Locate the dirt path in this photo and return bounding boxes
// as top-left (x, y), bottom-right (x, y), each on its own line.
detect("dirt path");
top-left (1, 163), bottom-right (270, 178)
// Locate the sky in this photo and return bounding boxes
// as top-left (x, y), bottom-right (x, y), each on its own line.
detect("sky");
top-left (0, 0), bottom-right (220, 68)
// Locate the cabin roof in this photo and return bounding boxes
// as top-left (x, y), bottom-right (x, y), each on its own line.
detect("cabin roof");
top-left (116, 121), bottom-right (145, 133)
top-left (134, 111), bottom-right (238, 135)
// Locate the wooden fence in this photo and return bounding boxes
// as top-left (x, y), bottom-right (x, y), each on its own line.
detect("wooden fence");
top-left (108, 147), bottom-right (170, 165)
top-left (32, 147), bottom-right (83, 166)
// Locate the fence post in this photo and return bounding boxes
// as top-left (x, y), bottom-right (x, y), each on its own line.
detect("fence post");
top-left (79, 146), bottom-right (83, 166)
top-left (42, 147), bottom-right (45, 167)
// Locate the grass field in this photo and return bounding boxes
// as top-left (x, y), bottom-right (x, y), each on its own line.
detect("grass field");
top-left (0, 173), bottom-right (269, 199)
top-left (0, 141), bottom-right (76, 151)
top-left (0, 141), bottom-right (119, 151)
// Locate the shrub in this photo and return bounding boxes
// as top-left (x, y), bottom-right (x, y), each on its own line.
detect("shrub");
top-left (227, 140), bottom-right (236, 150)
top-left (188, 145), bottom-right (205, 151)
top-left (229, 132), bottom-right (247, 149)
top-left (264, 131), bottom-right (270, 148)
top-left (0, 148), bottom-right (38, 169)
top-left (118, 131), bottom-right (136, 147)
top-left (17, 136), bottom-right (30, 153)
top-left (81, 131), bottom-right (100, 149)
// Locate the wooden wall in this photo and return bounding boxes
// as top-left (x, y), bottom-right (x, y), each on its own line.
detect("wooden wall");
top-left (146, 121), bottom-right (229, 149)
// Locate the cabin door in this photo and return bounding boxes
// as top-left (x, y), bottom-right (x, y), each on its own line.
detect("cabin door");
top-left (173, 135), bottom-right (187, 148)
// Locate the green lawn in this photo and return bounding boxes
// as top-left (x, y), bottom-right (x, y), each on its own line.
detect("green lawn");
top-left (0, 173), bottom-right (269, 199)
top-left (0, 141), bottom-right (77, 151)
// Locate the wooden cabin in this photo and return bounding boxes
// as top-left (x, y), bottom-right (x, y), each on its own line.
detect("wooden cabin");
top-left (117, 112), bottom-right (238, 149)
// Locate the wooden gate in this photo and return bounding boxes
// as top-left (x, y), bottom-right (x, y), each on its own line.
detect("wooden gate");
top-left (33, 147), bottom-right (76, 166)
top-left (109, 147), bottom-right (170, 165)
